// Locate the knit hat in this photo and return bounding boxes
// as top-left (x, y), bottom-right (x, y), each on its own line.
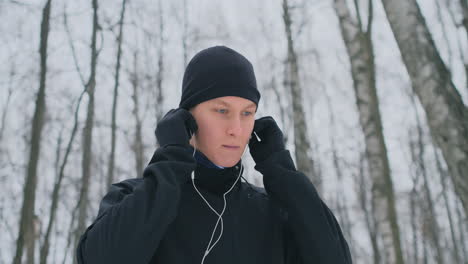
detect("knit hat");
top-left (179, 46), bottom-right (261, 110)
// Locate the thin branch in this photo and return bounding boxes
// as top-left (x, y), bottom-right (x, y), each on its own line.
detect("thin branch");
top-left (353, 0), bottom-right (363, 31)
top-left (366, 0), bottom-right (373, 34)
top-left (63, 3), bottom-right (86, 87)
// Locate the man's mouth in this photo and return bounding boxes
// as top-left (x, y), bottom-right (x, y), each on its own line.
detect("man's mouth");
top-left (223, 145), bottom-right (240, 149)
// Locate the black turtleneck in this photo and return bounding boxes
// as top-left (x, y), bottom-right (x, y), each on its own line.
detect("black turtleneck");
top-left (192, 147), bottom-right (244, 194)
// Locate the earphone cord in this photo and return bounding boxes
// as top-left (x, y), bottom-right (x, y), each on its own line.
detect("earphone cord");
top-left (190, 133), bottom-right (247, 264)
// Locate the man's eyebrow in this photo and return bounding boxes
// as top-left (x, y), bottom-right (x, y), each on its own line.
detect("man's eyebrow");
top-left (213, 99), bottom-right (256, 109)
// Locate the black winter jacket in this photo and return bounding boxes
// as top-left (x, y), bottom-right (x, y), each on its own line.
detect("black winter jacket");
top-left (76, 145), bottom-right (352, 263)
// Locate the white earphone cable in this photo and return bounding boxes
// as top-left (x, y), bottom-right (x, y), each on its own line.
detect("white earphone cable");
top-left (190, 132), bottom-right (248, 264)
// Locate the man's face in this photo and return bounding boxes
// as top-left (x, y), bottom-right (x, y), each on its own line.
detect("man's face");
top-left (189, 96), bottom-right (257, 167)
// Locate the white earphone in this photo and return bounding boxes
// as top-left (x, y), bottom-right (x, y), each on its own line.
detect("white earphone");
top-left (253, 131), bottom-right (261, 142)
top-left (190, 131), bottom-right (259, 264)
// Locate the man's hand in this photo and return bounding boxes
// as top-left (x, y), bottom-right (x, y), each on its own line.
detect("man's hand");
top-left (155, 108), bottom-right (198, 148)
top-left (248, 116), bottom-right (285, 164)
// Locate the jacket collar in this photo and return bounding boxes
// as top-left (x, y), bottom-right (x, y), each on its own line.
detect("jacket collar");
top-left (188, 146), bottom-right (243, 194)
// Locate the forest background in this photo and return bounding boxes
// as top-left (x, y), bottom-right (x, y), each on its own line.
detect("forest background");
top-left (0, 0), bottom-right (467, 263)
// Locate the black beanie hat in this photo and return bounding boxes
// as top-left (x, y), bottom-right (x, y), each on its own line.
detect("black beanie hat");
top-left (179, 46), bottom-right (261, 110)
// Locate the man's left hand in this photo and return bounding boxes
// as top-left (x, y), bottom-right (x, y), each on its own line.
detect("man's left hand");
top-left (248, 116), bottom-right (286, 164)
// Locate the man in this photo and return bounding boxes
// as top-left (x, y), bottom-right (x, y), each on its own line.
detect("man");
top-left (76, 46), bottom-right (352, 263)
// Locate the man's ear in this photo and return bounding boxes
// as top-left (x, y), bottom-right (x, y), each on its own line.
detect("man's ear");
top-left (189, 133), bottom-right (196, 147)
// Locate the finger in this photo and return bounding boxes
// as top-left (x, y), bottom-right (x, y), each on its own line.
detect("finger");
top-left (177, 108), bottom-right (198, 136)
top-left (186, 114), bottom-right (198, 136)
top-left (253, 116), bottom-right (275, 134)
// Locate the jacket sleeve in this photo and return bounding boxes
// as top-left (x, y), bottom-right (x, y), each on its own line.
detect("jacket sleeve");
top-left (76, 145), bottom-right (196, 264)
top-left (256, 150), bottom-right (353, 264)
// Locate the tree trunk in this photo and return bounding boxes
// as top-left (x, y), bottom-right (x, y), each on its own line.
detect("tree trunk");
top-left (381, 0), bottom-right (468, 218)
top-left (281, 0), bottom-right (319, 191)
top-left (155, 0), bottom-right (165, 126)
top-left (357, 152), bottom-right (380, 264)
top-left (13, 1), bottom-right (52, 263)
top-left (324, 90), bottom-right (355, 259)
top-left (26, 216), bottom-right (41, 264)
top-left (182, 0), bottom-right (188, 68)
top-left (444, 0), bottom-right (468, 94)
top-left (460, 0), bottom-right (468, 42)
top-left (39, 127), bottom-right (63, 264)
top-left (106, 0), bottom-right (127, 190)
top-left (434, 145), bottom-right (462, 264)
top-left (0, 65), bottom-right (14, 147)
top-left (408, 94), bottom-right (445, 263)
top-left (73, 0), bottom-right (99, 261)
top-left (334, 0), bottom-right (405, 263)
top-left (409, 181), bottom-right (419, 264)
top-left (460, 0), bottom-right (468, 95)
top-left (39, 42), bottom-right (90, 264)
top-left (130, 51), bottom-right (144, 178)
top-left (454, 199), bottom-right (468, 263)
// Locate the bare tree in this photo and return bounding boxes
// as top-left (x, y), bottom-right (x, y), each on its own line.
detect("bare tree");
top-left (130, 51), bottom-right (145, 178)
top-left (409, 168), bottom-right (420, 264)
top-left (407, 93), bottom-right (445, 263)
top-left (281, 0), bottom-right (319, 191)
top-left (182, 0), bottom-right (189, 67)
top-left (106, 0), bottom-right (127, 190)
top-left (381, 0), bottom-right (468, 218)
top-left (73, 0), bottom-right (100, 261)
top-left (459, 0), bottom-right (468, 41)
top-left (458, 0), bottom-right (468, 93)
top-left (154, 0), bottom-right (165, 125)
top-left (356, 151), bottom-right (380, 263)
top-left (256, 10), bottom-right (290, 144)
top-left (334, 0), bottom-right (404, 262)
top-left (322, 86), bottom-right (355, 259)
top-left (39, 76), bottom-right (89, 264)
top-left (419, 195), bottom-right (430, 263)
top-left (440, 0), bottom-right (468, 94)
top-left (0, 64), bottom-right (14, 147)
top-left (434, 144), bottom-right (462, 264)
top-left (454, 197), bottom-right (468, 262)
top-left (36, 6), bottom-right (97, 263)
top-left (39, 125), bottom-right (63, 264)
top-left (13, 1), bottom-right (52, 263)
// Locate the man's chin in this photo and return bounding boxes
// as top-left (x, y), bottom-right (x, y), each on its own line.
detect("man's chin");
top-left (215, 156), bottom-right (241, 168)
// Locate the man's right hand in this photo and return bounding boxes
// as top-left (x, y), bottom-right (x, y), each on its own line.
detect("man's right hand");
top-left (155, 108), bottom-right (198, 148)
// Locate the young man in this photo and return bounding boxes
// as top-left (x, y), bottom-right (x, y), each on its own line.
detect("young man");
top-left (76, 46), bottom-right (352, 263)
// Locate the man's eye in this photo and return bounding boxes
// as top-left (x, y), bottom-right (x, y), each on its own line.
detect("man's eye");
top-left (216, 109), bottom-right (252, 116)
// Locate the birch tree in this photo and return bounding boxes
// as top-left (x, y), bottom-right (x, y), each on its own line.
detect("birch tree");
top-left (408, 92), bottom-right (444, 263)
top-left (13, 1), bottom-right (52, 263)
top-left (73, 0), bottom-right (99, 259)
top-left (334, 0), bottom-right (404, 262)
top-left (0, 64), bottom-right (14, 147)
top-left (323, 89), bottom-right (355, 259)
top-left (459, 0), bottom-right (468, 40)
top-left (130, 51), bottom-right (145, 178)
top-left (107, 0), bottom-right (127, 190)
top-left (182, 0), bottom-right (189, 67)
top-left (381, 0), bottom-right (468, 218)
top-left (154, 0), bottom-right (165, 126)
top-left (435, 145), bottom-right (462, 264)
top-left (281, 0), bottom-right (319, 191)
top-left (356, 151), bottom-right (381, 263)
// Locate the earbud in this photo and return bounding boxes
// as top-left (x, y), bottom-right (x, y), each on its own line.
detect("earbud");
top-left (253, 131), bottom-right (261, 142)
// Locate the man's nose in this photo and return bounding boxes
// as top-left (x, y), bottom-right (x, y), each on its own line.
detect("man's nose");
top-left (227, 117), bottom-right (242, 136)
